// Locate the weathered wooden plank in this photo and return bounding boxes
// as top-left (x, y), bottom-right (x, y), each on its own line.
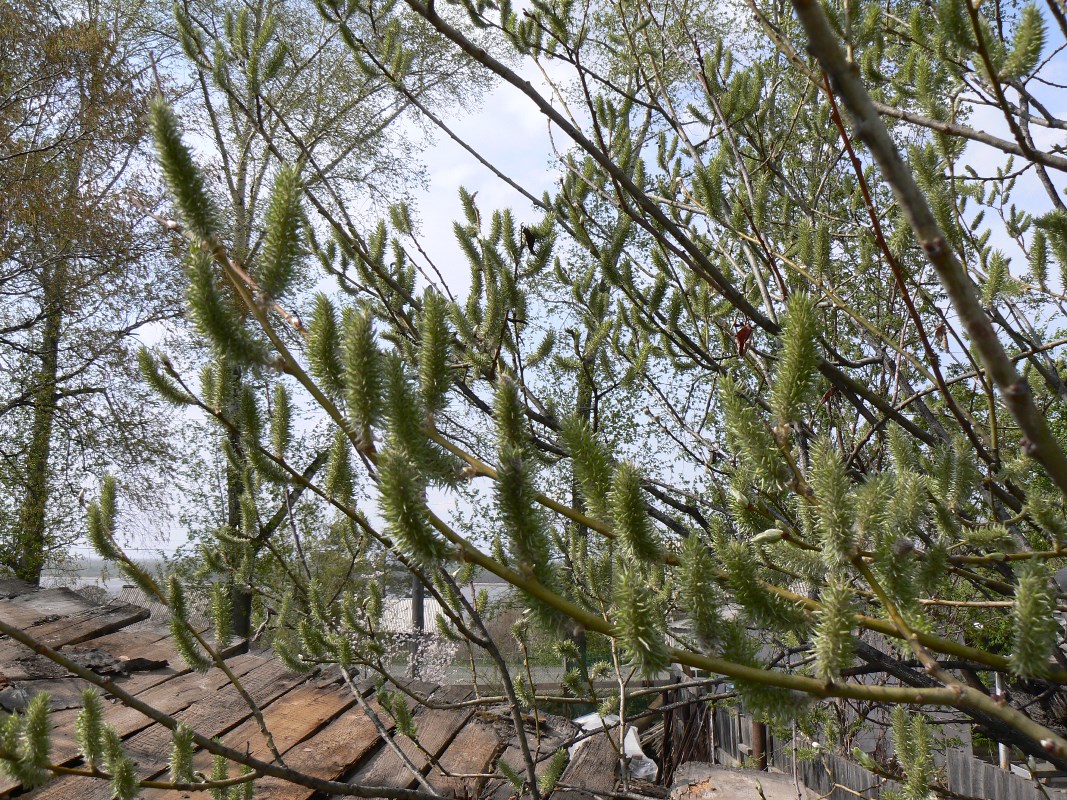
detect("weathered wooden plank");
top-left (0, 641), bottom-right (70, 681)
top-left (947, 749), bottom-right (971, 796)
top-left (69, 621), bottom-right (173, 656)
top-left (0, 620), bottom-right (176, 683)
top-left (135, 677), bottom-right (358, 799)
top-left (1, 677), bottom-right (93, 711)
top-left (0, 653), bottom-right (270, 797)
top-left (0, 590), bottom-right (149, 658)
top-left (427, 716), bottom-right (505, 799)
top-left (29, 603), bottom-right (150, 647)
top-left (28, 658), bottom-right (307, 800)
top-left (339, 684), bottom-right (473, 795)
top-left (1, 587), bottom-right (94, 621)
top-left (250, 696), bottom-right (392, 800)
top-left (46, 650), bottom-right (267, 747)
top-left (551, 726), bottom-right (618, 800)
top-left (482, 715), bottom-right (577, 800)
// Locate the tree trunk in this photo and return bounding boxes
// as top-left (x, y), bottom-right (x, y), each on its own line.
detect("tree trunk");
top-left (13, 271), bottom-right (64, 584)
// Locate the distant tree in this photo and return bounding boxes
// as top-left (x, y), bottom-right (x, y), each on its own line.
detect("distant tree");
top-left (0, 0), bottom-right (181, 583)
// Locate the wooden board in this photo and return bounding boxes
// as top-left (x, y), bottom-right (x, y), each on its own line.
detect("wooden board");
top-left (427, 715), bottom-right (505, 799)
top-left (0, 590), bottom-right (149, 657)
top-left (551, 727), bottom-right (619, 800)
top-left (483, 719), bottom-right (577, 800)
top-left (135, 676), bottom-right (358, 799)
top-left (249, 696), bottom-right (392, 800)
top-left (28, 658), bottom-right (307, 800)
top-left (28, 602), bottom-right (150, 647)
top-left (337, 685), bottom-right (474, 796)
top-left (0, 620), bottom-right (175, 683)
top-left (67, 622), bottom-right (174, 659)
top-left (1, 587), bottom-right (96, 624)
top-left (0, 653), bottom-right (271, 797)
top-left (0, 636), bottom-right (240, 797)
top-left (0, 641), bottom-right (71, 681)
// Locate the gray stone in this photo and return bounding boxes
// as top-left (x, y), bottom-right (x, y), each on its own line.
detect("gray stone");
top-left (670, 763), bottom-right (809, 800)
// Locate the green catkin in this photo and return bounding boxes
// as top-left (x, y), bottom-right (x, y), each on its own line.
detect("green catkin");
top-left (342, 307), bottom-right (382, 446)
top-left (186, 244), bottom-right (267, 365)
top-left (22, 693), bottom-right (51, 787)
top-left (614, 566), bottom-right (670, 676)
top-left (75, 689), bottom-right (104, 768)
top-left (256, 165), bottom-right (303, 300)
top-left (852, 474), bottom-right (891, 547)
top-left (138, 347), bottom-right (194, 405)
top-left (103, 726), bottom-right (138, 800)
top-left (1030, 228), bottom-right (1049, 285)
top-left (392, 697), bottom-right (417, 739)
top-left (560, 415), bottom-right (613, 519)
top-left (169, 725), bottom-right (195, 784)
top-left (1010, 559), bottom-right (1058, 678)
top-left (497, 759), bottom-right (525, 791)
top-left (1034, 210), bottom-right (1067, 288)
top-left (168, 576), bottom-right (212, 672)
top-left (891, 707), bottom-right (934, 800)
top-left (270, 383), bottom-right (291, 457)
top-left (150, 98), bottom-right (218, 239)
top-left (417, 289), bottom-right (452, 420)
top-left (810, 438), bottom-right (854, 567)
top-left (212, 582), bottom-right (233, 650)
top-left (812, 580), bottom-right (854, 682)
top-left (1002, 3), bottom-right (1046, 79)
top-left (538, 749), bottom-right (569, 794)
top-left (238, 384), bottom-right (262, 446)
top-left (324, 429), bottom-right (354, 502)
top-left (1027, 491), bottom-right (1067, 544)
top-left (86, 504), bottom-right (121, 562)
top-left (308, 294), bottom-right (345, 395)
top-left (210, 751), bottom-right (229, 800)
top-left (377, 447), bottom-right (448, 566)
top-left (720, 377), bottom-right (785, 489)
top-left (721, 540), bottom-right (803, 629)
top-left (494, 375), bottom-right (532, 458)
top-left (609, 462), bottom-right (660, 561)
top-left (769, 292), bottom-right (820, 428)
top-left (886, 423), bottom-right (917, 472)
top-left (100, 475), bottom-right (117, 531)
top-left (495, 446), bottom-right (553, 585)
top-left (679, 534), bottom-right (720, 645)
top-left (237, 764), bottom-right (255, 800)
top-left (382, 356), bottom-right (457, 484)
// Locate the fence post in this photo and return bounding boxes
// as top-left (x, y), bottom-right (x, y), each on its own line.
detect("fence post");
top-left (752, 720), bottom-right (768, 771)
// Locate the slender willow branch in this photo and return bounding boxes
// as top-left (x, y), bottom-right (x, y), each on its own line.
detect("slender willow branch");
top-left (787, 0), bottom-right (1067, 502)
top-left (821, 74), bottom-right (992, 462)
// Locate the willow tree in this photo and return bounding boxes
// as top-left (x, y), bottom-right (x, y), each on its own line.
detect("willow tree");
top-left (4, 0), bottom-right (1067, 794)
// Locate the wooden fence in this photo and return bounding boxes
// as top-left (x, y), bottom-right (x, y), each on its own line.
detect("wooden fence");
top-left (704, 703), bottom-right (1067, 800)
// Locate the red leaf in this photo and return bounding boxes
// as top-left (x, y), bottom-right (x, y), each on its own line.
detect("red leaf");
top-left (736, 324), bottom-right (754, 356)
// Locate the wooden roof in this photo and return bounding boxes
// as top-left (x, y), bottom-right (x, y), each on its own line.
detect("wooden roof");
top-left (0, 577), bottom-right (621, 799)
